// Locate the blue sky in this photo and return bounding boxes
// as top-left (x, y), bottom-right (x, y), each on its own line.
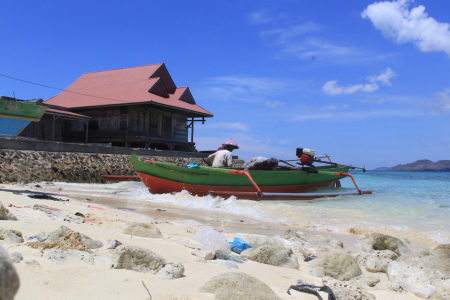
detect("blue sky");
top-left (1, 0), bottom-right (449, 169)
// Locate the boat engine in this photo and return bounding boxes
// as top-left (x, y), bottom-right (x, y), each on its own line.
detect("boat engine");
top-left (296, 147), bottom-right (315, 166)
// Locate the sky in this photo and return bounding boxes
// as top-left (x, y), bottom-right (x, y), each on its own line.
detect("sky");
top-left (1, 0), bottom-right (449, 170)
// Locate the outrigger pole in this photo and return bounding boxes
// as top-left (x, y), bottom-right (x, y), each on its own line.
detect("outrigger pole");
top-left (312, 159), bottom-right (366, 172)
top-left (279, 158), bottom-right (366, 172)
top-left (209, 170), bottom-right (372, 201)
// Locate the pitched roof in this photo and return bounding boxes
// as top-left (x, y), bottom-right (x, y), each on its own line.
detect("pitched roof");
top-left (45, 64), bottom-right (213, 117)
top-left (46, 108), bottom-right (90, 120)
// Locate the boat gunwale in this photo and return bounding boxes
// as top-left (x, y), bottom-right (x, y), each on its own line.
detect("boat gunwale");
top-left (130, 154), bottom-right (348, 188)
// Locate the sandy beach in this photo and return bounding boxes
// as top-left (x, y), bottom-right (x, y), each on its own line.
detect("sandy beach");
top-left (0, 182), bottom-right (432, 299)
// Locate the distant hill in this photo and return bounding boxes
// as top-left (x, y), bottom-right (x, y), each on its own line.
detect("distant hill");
top-left (373, 167), bottom-right (389, 171)
top-left (375, 160), bottom-right (450, 172)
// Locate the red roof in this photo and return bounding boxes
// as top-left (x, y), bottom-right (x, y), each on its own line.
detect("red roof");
top-left (45, 64), bottom-right (213, 117)
top-left (46, 108), bottom-right (90, 119)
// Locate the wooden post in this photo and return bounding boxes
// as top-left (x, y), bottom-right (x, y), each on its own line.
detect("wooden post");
top-left (52, 115), bottom-right (55, 141)
top-left (85, 120), bottom-right (89, 143)
top-left (170, 112), bottom-right (174, 139)
top-left (191, 117), bottom-right (194, 143)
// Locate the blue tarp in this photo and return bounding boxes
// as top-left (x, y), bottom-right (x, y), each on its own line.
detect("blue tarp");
top-left (229, 237), bottom-right (252, 254)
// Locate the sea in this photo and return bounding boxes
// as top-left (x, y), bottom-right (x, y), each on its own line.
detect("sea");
top-left (42, 171), bottom-right (450, 247)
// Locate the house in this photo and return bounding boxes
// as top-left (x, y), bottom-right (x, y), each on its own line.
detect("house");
top-left (39, 63), bottom-right (213, 152)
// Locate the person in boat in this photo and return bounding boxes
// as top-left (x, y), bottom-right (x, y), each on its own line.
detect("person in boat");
top-left (243, 157), bottom-right (278, 171)
top-left (204, 139), bottom-right (239, 168)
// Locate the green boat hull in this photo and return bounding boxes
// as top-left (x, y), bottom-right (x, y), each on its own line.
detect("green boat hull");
top-left (130, 154), bottom-right (349, 196)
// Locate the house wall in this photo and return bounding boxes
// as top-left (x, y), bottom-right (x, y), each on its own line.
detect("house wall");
top-left (173, 114), bottom-right (188, 141)
top-left (18, 103), bottom-right (198, 151)
top-left (65, 105), bottom-right (189, 142)
top-left (19, 115), bottom-right (65, 141)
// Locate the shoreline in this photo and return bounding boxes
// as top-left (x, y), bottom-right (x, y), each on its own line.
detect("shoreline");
top-left (48, 181), bottom-right (441, 251)
top-left (0, 182), bottom-right (434, 299)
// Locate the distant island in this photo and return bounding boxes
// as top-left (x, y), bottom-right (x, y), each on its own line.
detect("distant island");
top-left (375, 159), bottom-right (450, 172)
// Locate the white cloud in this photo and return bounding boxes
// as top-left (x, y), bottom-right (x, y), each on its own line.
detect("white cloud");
top-left (362, 0), bottom-right (450, 56)
top-left (323, 80), bottom-right (379, 95)
top-left (198, 75), bottom-right (296, 103)
top-left (368, 67), bottom-right (397, 86)
top-left (422, 88), bottom-right (450, 113)
top-left (261, 23), bottom-right (320, 45)
top-left (283, 37), bottom-right (357, 60)
top-left (362, 97), bottom-right (387, 104)
top-left (321, 104), bottom-right (349, 110)
top-left (437, 89), bottom-right (450, 111)
top-left (248, 11), bottom-right (287, 25)
top-left (206, 76), bottom-right (287, 92)
top-left (291, 108), bottom-right (419, 121)
top-left (252, 11), bottom-right (384, 63)
top-left (323, 68), bottom-right (396, 95)
top-left (265, 100), bottom-right (285, 108)
top-left (249, 11), bottom-right (268, 25)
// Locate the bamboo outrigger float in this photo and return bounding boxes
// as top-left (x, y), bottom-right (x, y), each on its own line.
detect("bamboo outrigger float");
top-left (129, 148), bottom-right (372, 201)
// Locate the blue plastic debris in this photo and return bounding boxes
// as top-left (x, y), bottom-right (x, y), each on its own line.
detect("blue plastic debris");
top-left (229, 237), bottom-right (252, 254)
top-left (184, 163), bottom-right (200, 168)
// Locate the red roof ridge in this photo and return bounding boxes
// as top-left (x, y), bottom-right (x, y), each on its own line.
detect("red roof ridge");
top-left (83, 63), bottom-right (164, 75)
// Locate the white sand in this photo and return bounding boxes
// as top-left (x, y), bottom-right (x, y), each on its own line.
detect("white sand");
top-left (0, 183), bottom-right (423, 300)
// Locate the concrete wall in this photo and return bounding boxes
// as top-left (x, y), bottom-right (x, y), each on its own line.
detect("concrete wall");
top-left (0, 138), bottom-right (244, 184)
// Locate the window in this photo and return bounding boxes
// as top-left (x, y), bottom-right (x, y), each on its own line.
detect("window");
top-left (98, 108), bottom-right (120, 131)
top-left (133, 110), bottom-right (145, 134)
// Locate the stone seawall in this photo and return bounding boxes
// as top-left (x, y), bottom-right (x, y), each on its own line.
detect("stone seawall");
top-left (0, 150), bottom-right (244, 184)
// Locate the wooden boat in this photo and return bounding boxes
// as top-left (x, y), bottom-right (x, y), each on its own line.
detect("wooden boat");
top-left (101, 175), bottom-right (139, 182)
top-left (0, 96), bottom-right (48, 138)
top-left (129, 154), bottom-right (371, 200)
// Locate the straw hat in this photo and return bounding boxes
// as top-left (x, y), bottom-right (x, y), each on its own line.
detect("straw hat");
top-left (222, 138), bottom-right (239, 149)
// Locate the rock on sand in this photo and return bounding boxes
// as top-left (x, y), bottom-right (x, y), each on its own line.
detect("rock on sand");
top-left (307, 253), bottom-right (362, 281)
top-left (199, 272), bottom-right (281, 300)
top-left (0, 245), bottom-right (20, 300)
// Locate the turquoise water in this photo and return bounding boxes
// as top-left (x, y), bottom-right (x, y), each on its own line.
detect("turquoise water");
top-left (48, 171), bottom-right (450, 245)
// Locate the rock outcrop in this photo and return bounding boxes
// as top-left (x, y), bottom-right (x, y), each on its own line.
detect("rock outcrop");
top-left (199, 272), bottom-right (281, 300)
top-left (121, 222), bottom-right (162, 238)
top-left (45, 249), bottom-right (95, 265)
top-left (241, 245), bottom-right (299, 269)
top-left (0, 201), bottom-right (17, 221)
top-left (307, 253), bottom-right (362, 281)
top-left (358, 233), bottom-right (409, 256)
top-left (387, 249), bottom-right (450, 299)
top-left (0, 245), bottom-right (20, 300)
top-left (239, 234), bottom-right (299, 269)
top-left (0, 228), bottom-right (24, 244)
top-left (112, 245), bottom-right (184, 280)
top-left (112, 245), bottom-right (167, 273)
top-left (355, 250), bottom-right (398, 273)
top-left (323, 278), bottom-right (376, 300)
